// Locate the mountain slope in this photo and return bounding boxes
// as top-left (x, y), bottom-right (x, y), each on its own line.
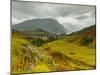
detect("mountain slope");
top-left (12, 31), bottom-right (38, 73)
top-left (12, 25), bottom-right (96, 74)
top-left (68, 25), bottom-right (96, 47)
top-left (12, 18), bottom-right (66, 35)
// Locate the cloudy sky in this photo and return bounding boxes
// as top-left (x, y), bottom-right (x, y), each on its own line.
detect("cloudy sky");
top-left (12, 0), bottom-right (96, 31)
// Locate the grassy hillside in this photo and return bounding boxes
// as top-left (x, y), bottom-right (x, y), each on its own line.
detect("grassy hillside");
top-left (38, 39), bottom-right (96, 70)
top-left (12, 25), bottom-right (96, 74)
top-left (12, 31), bottom-right (38, 74)
top-left (68, 25), bottom-right (96, 48)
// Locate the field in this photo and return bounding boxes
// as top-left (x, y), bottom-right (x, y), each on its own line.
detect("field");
top-left (12, 26), bottom-right (96, 74)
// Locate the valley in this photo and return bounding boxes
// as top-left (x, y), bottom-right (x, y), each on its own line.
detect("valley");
top-left (12, 25), bottom-right (96, 74)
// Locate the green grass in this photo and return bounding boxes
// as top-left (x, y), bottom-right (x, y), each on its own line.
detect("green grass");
top-left (32, 63), bottom-right (51, 72)
top-left (12, 32), bottom-right (96, 74)
top-left (12, 32), bottom-right (38, 74)
top-left (39, 39), bottom-right (96, 69)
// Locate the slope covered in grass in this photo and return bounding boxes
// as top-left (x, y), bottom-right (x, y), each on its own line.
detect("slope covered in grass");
top-left (12, 25), bottom-right (96, 74)
top-left (68, 25), bottom-right (96, 48)
top-left (12, 31), bottom-right (38, 74)
top-left (37, 39), bottom-right (96, 71)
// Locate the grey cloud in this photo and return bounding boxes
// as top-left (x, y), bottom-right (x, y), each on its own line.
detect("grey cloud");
top-left (90, 10), bottom-right (96, 18)
top-left (12, 10), bottom-right (30, 20)
top-left (12, 1), bottom-right (95, 18)
top-left (12, 1), bottom-right (59, 18)
top-left (12, 0), bottom-right (96, 29)
top-left (76, 15), bottom-right (89, 20)
top-left (55, 5), bottom-right (95, 17)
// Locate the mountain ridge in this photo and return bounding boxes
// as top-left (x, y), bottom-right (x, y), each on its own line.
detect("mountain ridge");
top-left (12, 18), bottom-right (66, 35)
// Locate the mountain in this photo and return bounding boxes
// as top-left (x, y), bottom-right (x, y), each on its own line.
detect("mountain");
top-left (12, 18), bottom-right (66, 35)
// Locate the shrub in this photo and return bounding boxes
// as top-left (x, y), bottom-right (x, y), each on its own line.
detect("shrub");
top-left (81, 36), bottom-right (93, 46)
top-left (32, 39), bottom-right (47, 46)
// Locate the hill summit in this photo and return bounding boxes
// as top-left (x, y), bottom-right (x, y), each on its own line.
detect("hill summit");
top-left (12, 18), bottom-right (66, 35)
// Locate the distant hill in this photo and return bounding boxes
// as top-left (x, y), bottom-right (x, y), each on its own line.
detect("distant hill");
top-left (68, 25), bottom-right (96, 47)
top-left (12, 18), bottom-right (66, 35)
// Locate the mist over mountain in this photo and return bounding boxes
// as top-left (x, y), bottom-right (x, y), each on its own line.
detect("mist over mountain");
top-left (63, 23), bottom-right (79, 34)
top-left (12, 18), bottom-right (66, 35)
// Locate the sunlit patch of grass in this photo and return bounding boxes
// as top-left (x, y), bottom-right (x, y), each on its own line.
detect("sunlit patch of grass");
top-left (39, 39), bottom-right (96, 69)
top-left (32, 63), bottom-right (50, 72)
